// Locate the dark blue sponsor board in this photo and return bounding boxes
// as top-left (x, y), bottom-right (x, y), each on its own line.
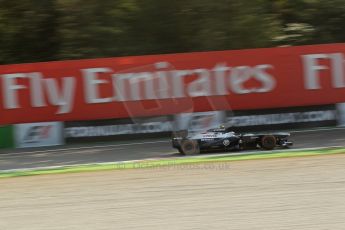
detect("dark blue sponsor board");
top-left (64, 105), bottom-right (337, 143)
top-left (226, 104), bottom-right (337, 132)
top-left (64, 116), bottom-right (174, 143)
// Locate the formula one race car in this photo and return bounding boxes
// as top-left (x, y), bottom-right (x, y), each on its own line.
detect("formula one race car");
top-left (172, 126), bottom-right (293, 155)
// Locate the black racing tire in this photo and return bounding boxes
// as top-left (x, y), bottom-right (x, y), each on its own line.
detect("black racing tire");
top-left (177, 147), bottom-right (184, 154)
top-left (180, 139), bottom-right (200, 155)
top-left (261, 135), bottom-right (277, 150)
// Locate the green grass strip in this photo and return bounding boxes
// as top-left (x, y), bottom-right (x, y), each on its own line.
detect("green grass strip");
top-left (1, 147), bottom-right (345, 179)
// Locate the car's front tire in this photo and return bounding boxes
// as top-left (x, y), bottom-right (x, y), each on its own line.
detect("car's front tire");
top-left (176, 147), bottom-right (184, 154)
top-left (180, 139), bottom-right (200, 155)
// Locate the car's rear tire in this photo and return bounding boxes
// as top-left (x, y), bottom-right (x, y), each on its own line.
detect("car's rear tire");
top-left (261, 135), bottom-right (276, 150)
top-left (180, 139), bottom-right (200, 155)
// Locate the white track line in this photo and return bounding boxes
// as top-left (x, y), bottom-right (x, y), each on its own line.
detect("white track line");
top-left (0, 140), bottom-right (170, 156)
top-left (1, 145), bottom-right (344, 173)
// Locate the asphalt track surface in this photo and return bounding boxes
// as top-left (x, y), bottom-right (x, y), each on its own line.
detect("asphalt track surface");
top-left (1, 128), bottom-right (345, 171)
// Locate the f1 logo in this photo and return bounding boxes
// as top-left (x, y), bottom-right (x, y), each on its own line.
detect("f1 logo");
top-left (23, 125), bottom-right (52, 143)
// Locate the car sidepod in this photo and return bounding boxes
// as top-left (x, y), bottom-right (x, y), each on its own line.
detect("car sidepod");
top-left (198, 135), bottom-right (240, 150)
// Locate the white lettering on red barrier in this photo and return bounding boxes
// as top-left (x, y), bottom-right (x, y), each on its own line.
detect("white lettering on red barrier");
top-left (1, 62), bottom-right (276, 114)
top-left (303, 53), bottom-right (345, 89)
top-left (1, 44), bottom-right (345, 124)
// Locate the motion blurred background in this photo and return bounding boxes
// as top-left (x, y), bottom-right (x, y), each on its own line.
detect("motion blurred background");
top-left (1, 0), bottom-right (345, 148)
top-left (0, 0), bottom-right (344, 64)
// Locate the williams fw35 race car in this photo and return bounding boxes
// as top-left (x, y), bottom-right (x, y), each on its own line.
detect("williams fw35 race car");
top-left (172, 126), bottom-right (293, 155)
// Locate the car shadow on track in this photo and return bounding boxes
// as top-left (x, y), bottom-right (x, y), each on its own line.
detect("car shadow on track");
top-left (168, 146), bottom-right (291, 158)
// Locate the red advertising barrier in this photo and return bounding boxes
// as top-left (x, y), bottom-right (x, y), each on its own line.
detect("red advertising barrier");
top-left (1, 43), bottom-right (345, 125)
